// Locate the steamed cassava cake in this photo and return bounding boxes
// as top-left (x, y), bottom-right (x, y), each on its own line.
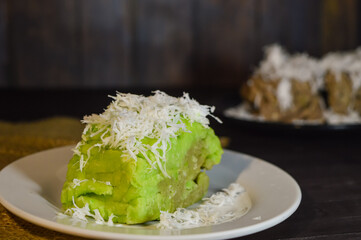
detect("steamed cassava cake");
top-left (60, 91), bottom-right (223, 224)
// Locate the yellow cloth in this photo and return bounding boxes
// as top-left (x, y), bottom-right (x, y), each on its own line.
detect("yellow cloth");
top-left (0, 117), bottom-right (87, 240)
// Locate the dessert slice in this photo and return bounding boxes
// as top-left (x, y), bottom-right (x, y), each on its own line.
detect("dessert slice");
top-left (241, 75), bottom-right (281, 121)
top-left (321, 51), bottom-right (361, 116)
top-left (61, 91), bottom-right (223, 224)
top-left (241, 45), bottom-right (324, 123)
top-left (324, 71), bottom-right (353, 114)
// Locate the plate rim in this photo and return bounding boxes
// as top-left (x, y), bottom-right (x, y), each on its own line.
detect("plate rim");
top-left (223, 113), bottom-right (361, 132)
top-left (223, 101), bottom-right (361, 131)
top-left (0, 145), bottom-right (302, 240)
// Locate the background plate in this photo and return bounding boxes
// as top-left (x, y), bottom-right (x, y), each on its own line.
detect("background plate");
top-left (223, 114), bottom-right (361, 133)
top-left (0, 146), bottom-right (301, 240)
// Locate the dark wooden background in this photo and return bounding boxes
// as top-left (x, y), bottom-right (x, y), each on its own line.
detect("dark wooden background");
top-left (0, 0), bottom-right (360, 88)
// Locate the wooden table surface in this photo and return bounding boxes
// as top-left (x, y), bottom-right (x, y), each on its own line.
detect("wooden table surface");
top-left (1, 88), bottom-right (361, 240)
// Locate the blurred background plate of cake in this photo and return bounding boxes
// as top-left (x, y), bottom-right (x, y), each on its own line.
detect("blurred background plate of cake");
top-left (225, 44), bottom-right (361, 127)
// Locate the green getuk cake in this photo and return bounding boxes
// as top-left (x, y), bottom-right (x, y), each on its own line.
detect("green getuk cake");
top-left (61, 91), bottom-right (223, 224)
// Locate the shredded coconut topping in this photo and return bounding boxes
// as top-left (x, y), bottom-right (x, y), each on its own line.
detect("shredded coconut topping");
top-left (63, 197), bottom-right (123, 227)
top-left (276, 78), bottom-right (293, 111)
top-left (75, 91), bottom-right (221, 177)
top-left (258, 45), bottom-right (320, 86)
top-left (71, 178), bottom-right (112, 189)
top-left (323, 109), bottom-right (361, 124)
top-left (158, 183), bottom-right (252, 229)
top-left (72, 178), bottom-right (88, 188)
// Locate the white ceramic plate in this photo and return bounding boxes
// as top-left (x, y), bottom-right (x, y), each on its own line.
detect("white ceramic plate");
top-left (0, 146), bottom-right (301, 240)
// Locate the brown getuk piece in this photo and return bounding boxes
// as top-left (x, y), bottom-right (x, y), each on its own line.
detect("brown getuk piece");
top-left (241, 75), bottom-right (324, 123)
top-left (324, 71), bottom-right (353, 115)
